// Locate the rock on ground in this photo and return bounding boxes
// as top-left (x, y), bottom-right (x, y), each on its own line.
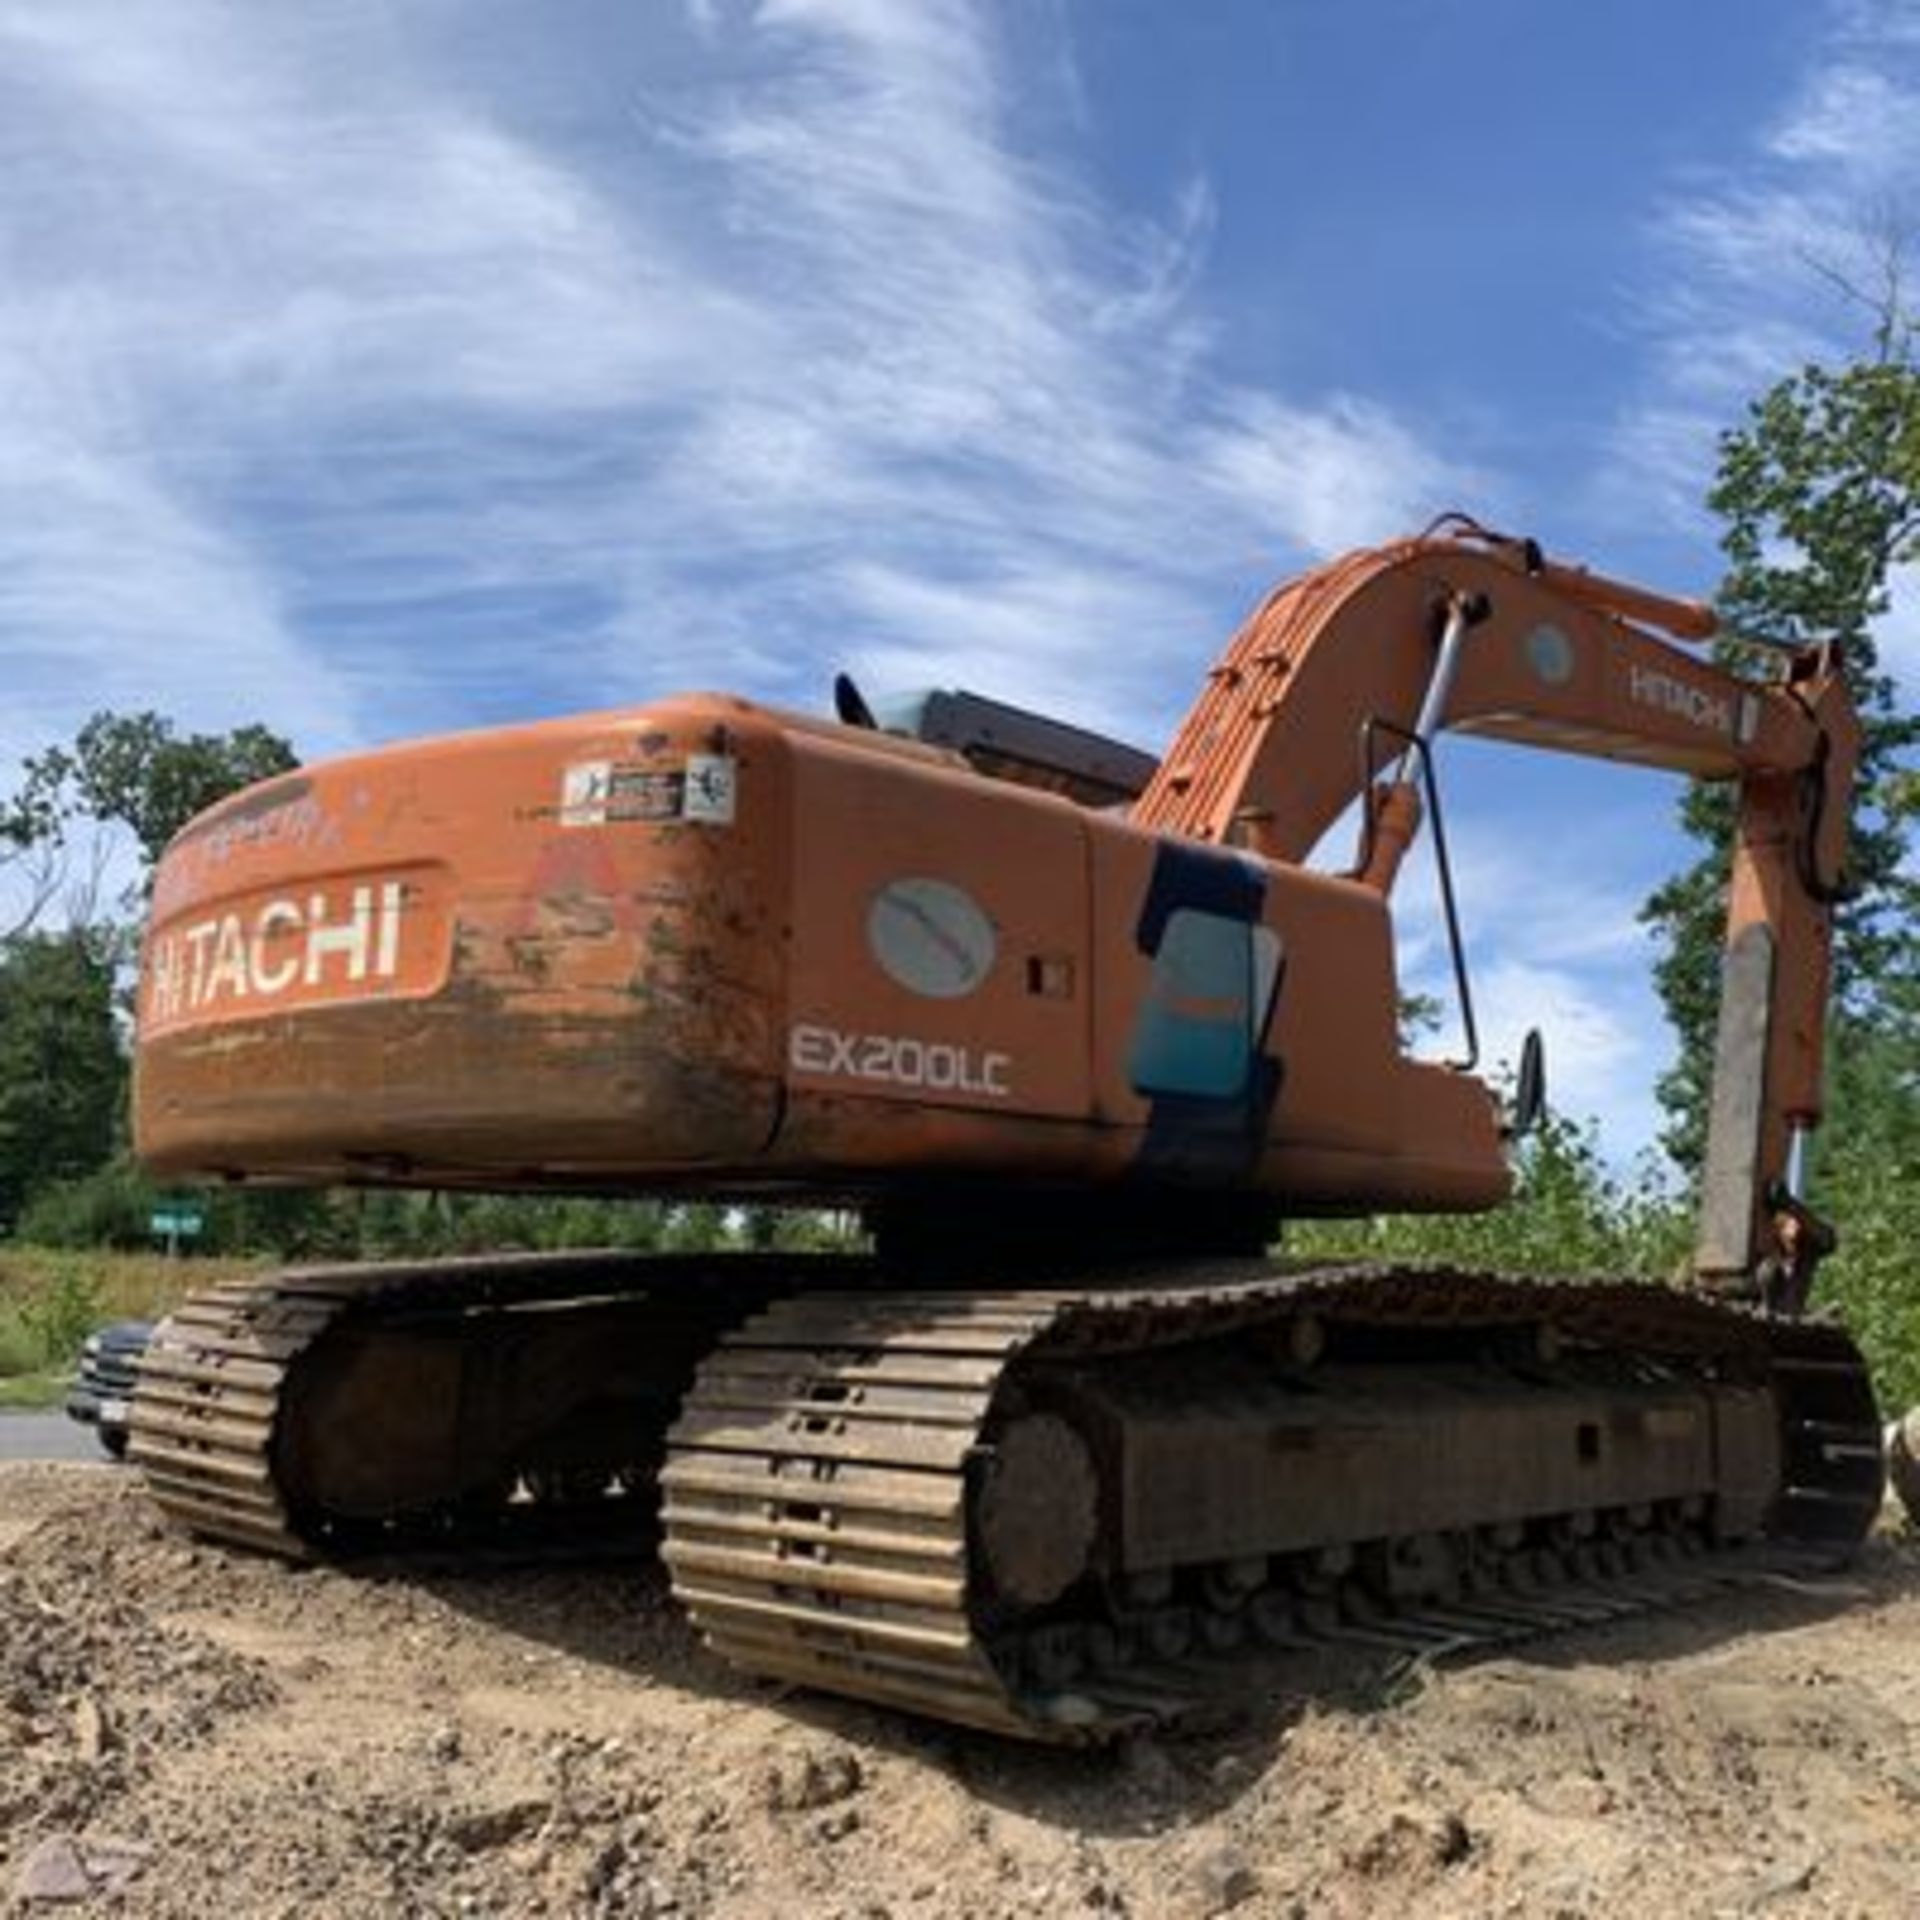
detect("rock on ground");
top-left (2, 1463), bottom-right (1918, 1918)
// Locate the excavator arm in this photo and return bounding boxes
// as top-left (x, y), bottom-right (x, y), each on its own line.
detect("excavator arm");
top-left (1135, 519), bottom-right (1860, 1303)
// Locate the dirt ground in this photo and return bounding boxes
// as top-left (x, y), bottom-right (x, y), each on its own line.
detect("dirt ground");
top-left (3, 1461), bottom-right (1919, 1919)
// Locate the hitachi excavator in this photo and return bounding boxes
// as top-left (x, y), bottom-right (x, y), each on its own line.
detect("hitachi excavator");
top-left (129, 518), bottom-right (1885, 1740)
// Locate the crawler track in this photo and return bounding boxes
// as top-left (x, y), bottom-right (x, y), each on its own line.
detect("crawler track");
top-left (130, 1256), bottom-right (1883, 1744)
top-left (661, 1267), bottom-right (1884, 1742)
top-left (129, 1251), bottom-right (844, 1560)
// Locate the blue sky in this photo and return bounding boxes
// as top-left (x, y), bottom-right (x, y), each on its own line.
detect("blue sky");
top-left (2, 0), bottom-right (1917, 1160)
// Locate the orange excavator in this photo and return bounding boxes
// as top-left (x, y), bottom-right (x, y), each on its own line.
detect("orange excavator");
top-left (129, 519), bottom-right (1884, 1740)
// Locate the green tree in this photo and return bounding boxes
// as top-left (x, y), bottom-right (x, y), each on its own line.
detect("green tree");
top-left (7, 711), bottom-right (297, 930)
top-left (0, 931), bottom-right (123, 1227)
top-left (1642, 341), bottom-right (1920, 1168)
top-left (1754, 1012), bottom-right (1920, 1408)
top-left (0, 711), bottom-right (298, 1239)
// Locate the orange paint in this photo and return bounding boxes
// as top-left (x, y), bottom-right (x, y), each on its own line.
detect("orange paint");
top-left (132, 528), bottom-right (1855, 1282)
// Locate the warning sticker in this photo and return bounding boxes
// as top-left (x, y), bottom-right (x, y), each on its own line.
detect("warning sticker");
top-left (608, 768), bottom-right (687, 820)
top-left (683, 755), bottom-right (737, 824)
top-left (560, 756), bottom-right (737, 828)
top-left (561, 762), bottom-right (612, 828)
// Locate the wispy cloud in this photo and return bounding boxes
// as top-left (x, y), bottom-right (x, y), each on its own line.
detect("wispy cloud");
top-left (1, 0), bottom-right (1692, 1156)
top-left (0, 0), bottom-right (1482, 769)
top-left (1483, 956), bottom-right (1670, 1173)
top-left (1604, 0), bottom-right (1920, 641)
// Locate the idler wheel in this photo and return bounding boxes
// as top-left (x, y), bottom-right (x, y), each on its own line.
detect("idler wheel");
top-left (978, 1413), bottom-right (1098, 1608)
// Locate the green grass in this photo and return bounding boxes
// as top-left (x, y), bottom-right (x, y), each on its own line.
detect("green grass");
top-left (0, 1246), bottom-right (262, 1320)
top-left (0, 1369), bottom-right (67, 1410)
top-left (0, 1246), bottom-right (265, 1390)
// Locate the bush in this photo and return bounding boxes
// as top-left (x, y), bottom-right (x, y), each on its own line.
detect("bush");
top-left (16, 1162), bottom-right (163, 1251)
top-left (1287, 1112), bottom-right (1692, 1279)
top-left (1816, 1150), bottom-right (1920, 1414)
top-left (0, 1308), bottom-right (42, 1377)
top-left (0, 1256), bottom-right (101, 1377)
top-left (19, 1258), bottom-right (101, 1366)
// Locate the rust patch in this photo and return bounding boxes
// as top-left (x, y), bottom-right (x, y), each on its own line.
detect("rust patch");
top-left (138, 996), bottom-right (781, 1178)
top-left (506, 836), bottom-right (647, 939)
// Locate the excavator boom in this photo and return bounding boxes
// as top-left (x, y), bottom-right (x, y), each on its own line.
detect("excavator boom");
top-left (1136, 520), bottom-right (1858, 1288)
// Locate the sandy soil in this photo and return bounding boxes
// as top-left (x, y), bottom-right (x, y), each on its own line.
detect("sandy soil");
top-left (3, 1462), bottom-right (1918, 1918)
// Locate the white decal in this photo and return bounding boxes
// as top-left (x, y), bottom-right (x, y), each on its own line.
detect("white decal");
top-left (867, 878), bottom-right (997, 999)
top-left (561, 761), bottom-right (612, 828)
top-left (789, 1022), bottom-right (1012, 1099)
top-left (249, 900), bottom-right (303, 995)
top-left (146, 882), bottom-right (406, 1024)
top-left (206, 915), bottom-right (251, 1001)
top-left (562, 754), bottom-right (737, 827)
top-left (1628, 665), bottom-right (1732, 735)
top-left (683, 754), bottom-right (737, 825)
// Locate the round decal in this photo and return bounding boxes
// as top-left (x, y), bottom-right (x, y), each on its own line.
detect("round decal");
top-left (867, 878), bottom-right (997, 999)
top-left (1526, 623), bottom-right (1575, 686)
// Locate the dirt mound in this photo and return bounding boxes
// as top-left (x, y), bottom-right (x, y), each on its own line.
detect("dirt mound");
top-left (4, 1463), bottom-right (1920, 1917)
top-left (0, 1509), bottom-right (278, 1843)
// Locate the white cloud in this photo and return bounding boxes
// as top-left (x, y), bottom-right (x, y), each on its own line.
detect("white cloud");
top-left (1472, 956), bottom-right (1664, 1161)
top-left (833, 556), bottom-right (1206, 741)
top-left (1379, 794), bottom-right (1672, 1160)
top-left (1605, 0), bottom-right (1920, 654)
top-left (1770, 60), bottom-right (1920, 180)
top-left (0, 0), bottom-right (1478, 781)
top-left (1195, 395), bottom-right (1487, 559)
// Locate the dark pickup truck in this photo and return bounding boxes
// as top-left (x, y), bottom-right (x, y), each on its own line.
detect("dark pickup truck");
top-left (66, 1321), bottom-right (155, 1459)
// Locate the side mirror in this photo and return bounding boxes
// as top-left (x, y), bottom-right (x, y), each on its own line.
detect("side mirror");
top-left (1510, 1028), bottom-right (1547, 1139)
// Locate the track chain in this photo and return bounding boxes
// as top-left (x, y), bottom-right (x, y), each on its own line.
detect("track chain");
top-left (128, 1250), bottom-right (838, 1558)
top-left (126, 1253), bottom-right (1883, 1743)
top-left (662, 1265), bottom-right (1884, 1742)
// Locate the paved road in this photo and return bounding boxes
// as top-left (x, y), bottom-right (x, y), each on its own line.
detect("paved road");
top-left (0, 1410), bottom-right (111, 1463)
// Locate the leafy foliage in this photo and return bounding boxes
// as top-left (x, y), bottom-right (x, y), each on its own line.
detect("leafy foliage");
top-left (1802, 1017), bottom-right (1920, 1410)
top-left (0, 711), bottom-right (297, 1232)
top-left (11, 710), bottom-right (298, 878)
top-left (0, 932), bottom-right (124, 1229)
top-left (15, 1168), bottom-right (861, 1264)
top-left (1287, 1112), bottom-right (1691, 1279)
top-left (0, 1256), bottom-right (102, 1384)
top-left (1643, 350), bottom-right (1920, 1167)
top-left (18, 1259), bottom-right (103, 1367)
